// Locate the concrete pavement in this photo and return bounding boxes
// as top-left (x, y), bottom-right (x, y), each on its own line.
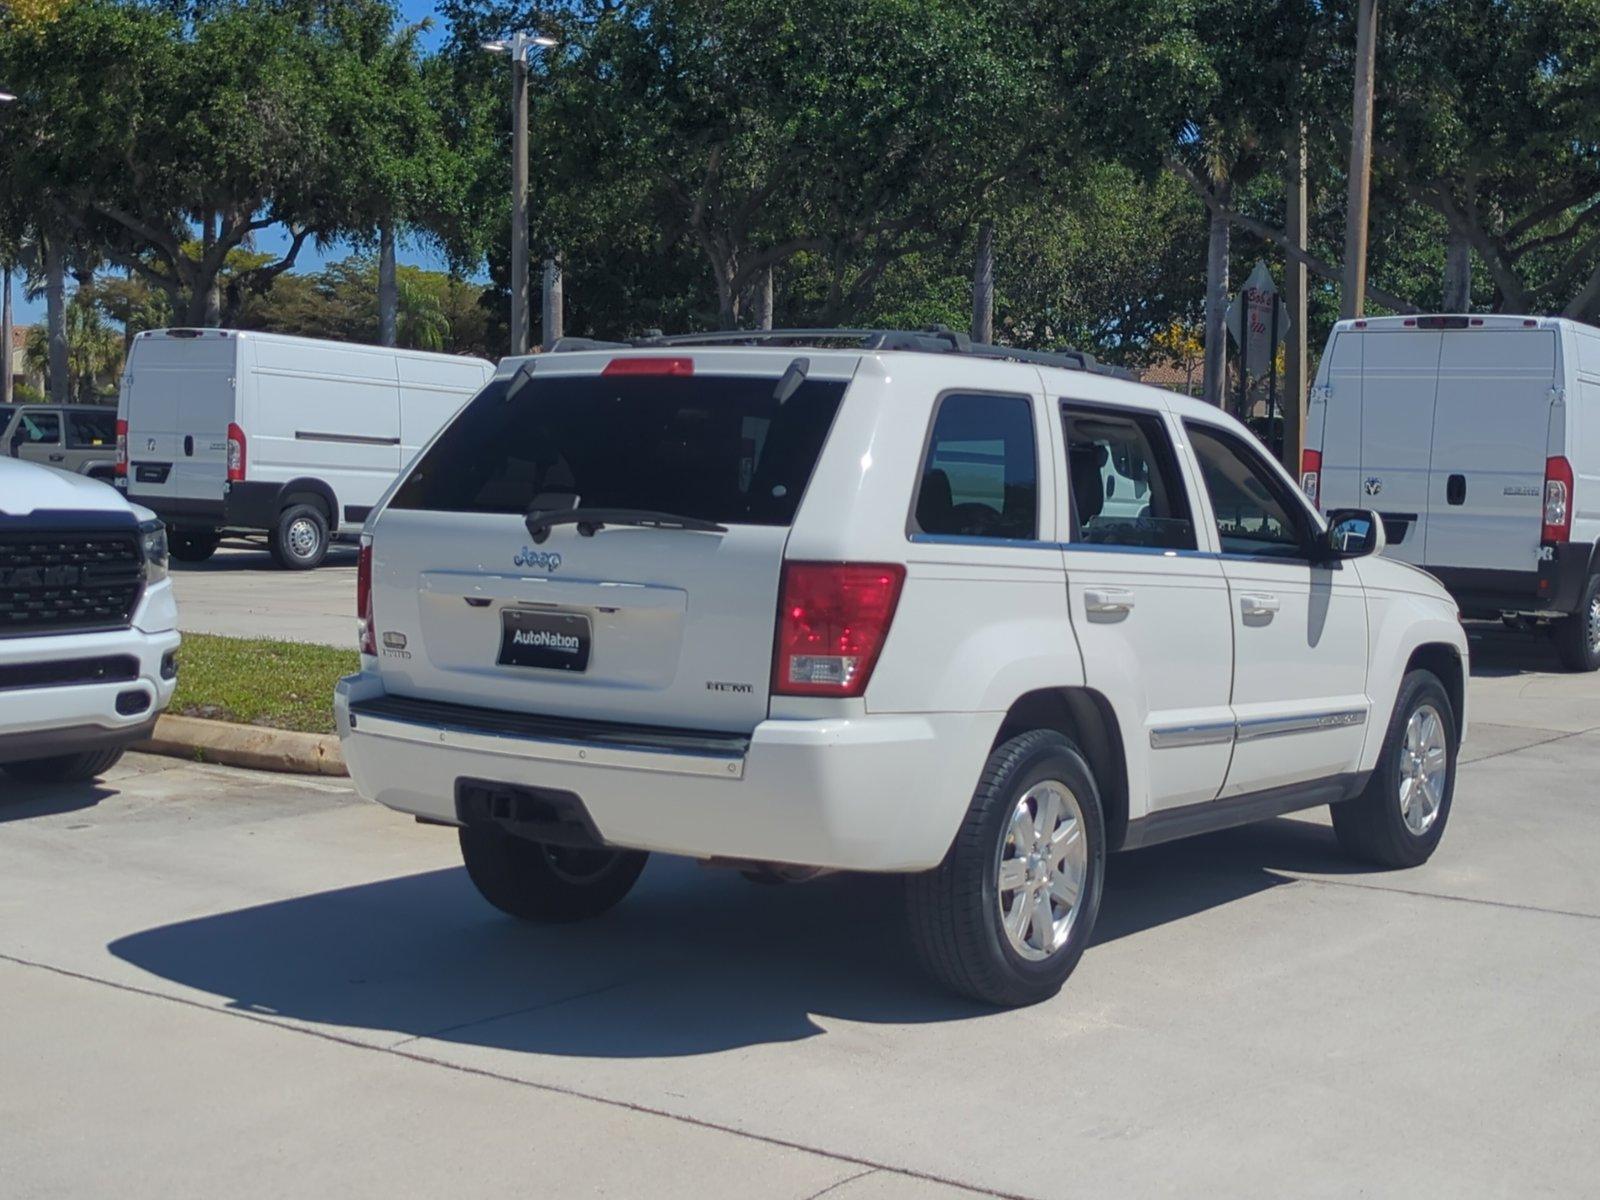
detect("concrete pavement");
top-left (3, 657), bottom-right (1598, 1198)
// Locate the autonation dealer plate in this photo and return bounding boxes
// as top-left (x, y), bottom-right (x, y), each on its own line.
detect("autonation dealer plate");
top-left (498, 608), bottom-right (591, 672)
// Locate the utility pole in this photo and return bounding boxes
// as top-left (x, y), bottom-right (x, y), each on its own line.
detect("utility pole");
top-left (1202, 180), bottom-right (1232, 407)
top-left (971, 220), bottom-right (995, 343)
top-left (2, 264), bottom-right (13, 407)
top-left (1284, 125), bottom-right (1310, 475)
top-left (541, 258), bottom-right (563, 350)
top-left (483, 31), bottom-right (556, 357)
top-left (1341, 0), bottom-right (1379, 319)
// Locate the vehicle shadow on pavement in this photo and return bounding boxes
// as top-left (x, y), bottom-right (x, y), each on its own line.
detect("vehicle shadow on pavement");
top-left (1465, 623), bottom-right (1566, 677)
top-left (107, 816), bottom-right (1356, 1056)
top-left (0, 780), bottom-right (114, 823)
top-left (170, 542), bottom-right (358, 572)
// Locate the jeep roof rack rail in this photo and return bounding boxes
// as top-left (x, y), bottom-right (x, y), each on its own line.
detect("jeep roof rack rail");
top-left (545, 325), bottom-right (1131, 378)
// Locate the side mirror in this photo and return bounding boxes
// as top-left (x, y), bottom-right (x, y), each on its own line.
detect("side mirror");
top-left (1323, 508), bottom-right (1387, 559)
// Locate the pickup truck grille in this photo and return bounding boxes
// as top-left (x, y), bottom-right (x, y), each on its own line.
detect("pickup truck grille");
top-left (0, 526), bottom-right (143, 637)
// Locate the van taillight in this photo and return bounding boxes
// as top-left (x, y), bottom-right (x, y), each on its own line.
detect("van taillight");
top-left (357, 539), bottom-right (376, 655)
top-left (226, 422), bottom-right (246, 482)
top-left (1300, 449), bottom-right (1322, 510)
top-left (1543, 456), bottom-right (1574, 543)
top-left (772, 562), bottom-right (905, 697)
top-left (115, 419), bottom-right (128, 476)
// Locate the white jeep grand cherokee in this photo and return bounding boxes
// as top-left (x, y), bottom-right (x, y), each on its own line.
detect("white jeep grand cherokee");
top-left (1, 457), bottom-right (179, 783)
top-left (336, 330), bottom-right (1468, 1006)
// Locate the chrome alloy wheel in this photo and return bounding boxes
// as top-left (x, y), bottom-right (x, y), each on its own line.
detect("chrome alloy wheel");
top-left (997, 780), bottom-right (1089, 961)
top-left (287, 516), bottom-right (320, 559)
top-left (1399, 703), bottom-right (1449, 836)
top-left (1588, 594), bottom-right (1600, 655)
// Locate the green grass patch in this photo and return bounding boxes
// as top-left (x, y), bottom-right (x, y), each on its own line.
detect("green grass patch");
top-left (171, 633), bottom-right (358, 735)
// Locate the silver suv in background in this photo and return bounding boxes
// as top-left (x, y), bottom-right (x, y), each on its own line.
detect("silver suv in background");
top-left (2, 404), bottom-right (120, 481)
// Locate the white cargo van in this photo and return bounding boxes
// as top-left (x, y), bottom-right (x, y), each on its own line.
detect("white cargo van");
top-left (1303, 314), bottom-right (1600, 670)
top-left (118, 330), bottom-right (494, 568)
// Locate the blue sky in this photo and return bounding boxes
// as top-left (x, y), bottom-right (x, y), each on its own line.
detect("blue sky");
top-left (10, 0), bottom-right (474, 325)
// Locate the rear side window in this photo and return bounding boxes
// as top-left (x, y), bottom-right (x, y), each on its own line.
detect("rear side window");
top-left (389, 372), bottom-right (846, 525)
top-left (1062, 405), bottom-right (1195, 550)
top-left (913, 393), bottom-right (1038, 540)
top-left (67, 410), bottom-right (115, 449)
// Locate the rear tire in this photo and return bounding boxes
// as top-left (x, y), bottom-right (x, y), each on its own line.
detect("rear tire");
top-left (1552, 574), bottom-right (1600, 673)
top-left (3, 748), bottom-right (125, 784)
top-left (1331, 670), bottom-right (1457, 869)
top-left (906, 729), bottom-right (1105, 1008)
top-left (168, 528), bottom-right (221, 563)
top-left (269, 503), bottom-right (329, 570)
top-left (458, 826), bottom-right (648, 922)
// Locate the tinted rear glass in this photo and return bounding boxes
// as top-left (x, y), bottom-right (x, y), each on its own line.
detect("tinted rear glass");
top-left (390, 372), bottom-right (846, 525)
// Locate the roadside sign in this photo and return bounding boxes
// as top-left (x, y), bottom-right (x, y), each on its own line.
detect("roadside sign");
top-left (1226, 261), bottom-right (1290, 368)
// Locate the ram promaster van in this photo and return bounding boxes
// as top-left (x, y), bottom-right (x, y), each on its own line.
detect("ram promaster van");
top-left (1304, 315), bottom-right (1600, 671)
top-left (118, 330), bottom-right (494, 568)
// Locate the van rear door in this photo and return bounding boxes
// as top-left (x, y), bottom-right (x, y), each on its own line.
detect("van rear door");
top-left (1354, 328), bottom-right (1443, 564)
top-left (123, 331), bottom-right (238, 507)
top-left (1424, 327), bottom-right (1558, 571)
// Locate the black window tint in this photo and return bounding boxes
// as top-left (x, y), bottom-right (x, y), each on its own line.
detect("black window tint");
top-left (913, 393), bottom-right (1038, 540)
top-left (67, 410), bottom-right (115, 449)
top-left (16, 411), bottom-right (60, 444)
top-left (1063, 405), bottom-right (1195, 550)
top-left (389, 373), bottom-right (845, 525)
top-left (1186, 422), bottom-right (1309, 557)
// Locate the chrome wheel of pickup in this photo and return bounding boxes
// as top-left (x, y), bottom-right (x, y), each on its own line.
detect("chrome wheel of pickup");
top-left (997, 780), bottom-right (1089, 961)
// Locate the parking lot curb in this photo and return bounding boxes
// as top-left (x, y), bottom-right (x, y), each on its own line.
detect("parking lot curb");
top-left (133, 715), bottom-right (347, 777)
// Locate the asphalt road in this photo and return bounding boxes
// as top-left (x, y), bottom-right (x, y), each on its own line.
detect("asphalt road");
top-left (3, 638), bottom-right (1598, 1197)
top-left (168, 541), bottom-right (358, 647)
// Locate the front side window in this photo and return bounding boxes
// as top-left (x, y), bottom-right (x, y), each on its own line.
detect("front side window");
top-left (1186, 422), bottom-right (1310, 557)
top-left (1062, 405), bottom-right (1195, 550)
top-left (912, 393), bottom-right (1038, 540)
top-left (389, 372), bottom-right (846, 526)
top-left (15, 411), bottom-right (60, 445)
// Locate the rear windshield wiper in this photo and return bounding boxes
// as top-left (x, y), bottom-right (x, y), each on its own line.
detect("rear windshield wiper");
top-left (525, 505), bottom-right (728, 541)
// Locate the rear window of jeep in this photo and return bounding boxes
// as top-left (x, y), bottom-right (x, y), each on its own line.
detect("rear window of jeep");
top-left (390, 373), bottom-right (846, 526)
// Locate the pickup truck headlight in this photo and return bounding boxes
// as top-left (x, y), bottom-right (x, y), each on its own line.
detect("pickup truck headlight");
top-left (139, 520), bottom-right (169, 583)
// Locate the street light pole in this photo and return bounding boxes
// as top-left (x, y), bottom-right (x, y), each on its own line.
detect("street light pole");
top-left (510, 30), bottom-right (530, 357)
top-left (483, 33), bottom-right (555, 357)
top-left (0, 91), bottom-right (13, 405)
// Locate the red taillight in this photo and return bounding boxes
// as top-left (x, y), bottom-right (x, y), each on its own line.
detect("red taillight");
top-left (115, 418), bottom-right (128, 476)
top-left (226, 422), bottom-right (246, 482)
top-left (1300, 448), bottom-right (1322, 510)
top-left (772, 562), bottom-right (905, 698)
top-left (356, 540), bottom-right (376, 654)
top-left (1543, 455), bottom-right (1574, 543)
top-left (601, 356), bottom-right (694, 377)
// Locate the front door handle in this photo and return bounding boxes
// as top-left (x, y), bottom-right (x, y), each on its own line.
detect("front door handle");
top-left (1084, 588), bottom-right (1135, 615)
top-left (48, 453), bottom-right (65, 462)
top-left (1239, 593), bottom-right (1280, 618)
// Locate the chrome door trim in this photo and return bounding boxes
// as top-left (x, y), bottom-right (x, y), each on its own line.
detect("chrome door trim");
top-left (1149, 720), bottom-right (1236, 749)
top-left (1234, 707), bottom-right (1367, 742)
top-left (1150, 707), bottom-right (1367, 749)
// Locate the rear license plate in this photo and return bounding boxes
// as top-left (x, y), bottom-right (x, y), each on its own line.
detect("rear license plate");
top-left (498, 609), bottom-right (591, 672)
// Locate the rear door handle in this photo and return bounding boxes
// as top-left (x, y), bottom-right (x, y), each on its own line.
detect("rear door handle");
top-left (1240, 593), bottom-right (1280, 618)
top-left (48, 453), bottom-right (65, 462)
top-left (1084, 588), bottom-right (1135, 614)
